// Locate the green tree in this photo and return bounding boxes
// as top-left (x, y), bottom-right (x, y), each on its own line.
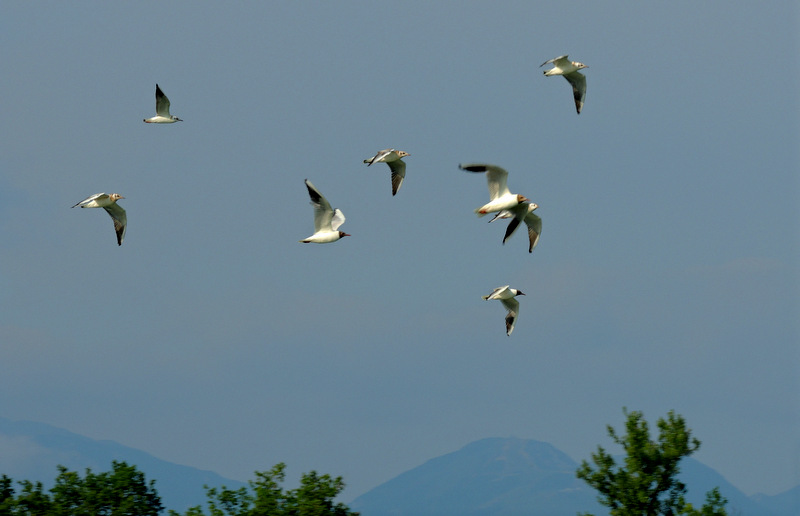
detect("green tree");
top-left (11, 480), bottom-right (52, 516)
top-left (0, 462), bottom-right (162, 516)
top-left (0, 476), bottom-right (15, 516)
top-left (173, 463), bottom-right (358, 516)
top-left (49, 461), bottom-right (163, 515)
top-left (576, 408), bottom-right (727, 516)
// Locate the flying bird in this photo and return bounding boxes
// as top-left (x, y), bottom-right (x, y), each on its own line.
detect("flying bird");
top-left (482, 285), bottom-right (526, 336)
top-left (71, 193), bottom-right (127, 246)
top-left (488, 202), bottom-right (542, 253)
top-left (143, 84), bottom-right (183, 123)
top-left (459, 163), bottom-right (530, 216)
top-left (363, 149), bottom-right (410, 196)
top-left (299, 179), bottom-right (350, 243)
top-left (540, 55), bottom-right (588, 114)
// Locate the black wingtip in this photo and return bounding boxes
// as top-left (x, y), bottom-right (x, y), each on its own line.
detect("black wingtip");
top-left (459, 164), bottom-right (487, 173)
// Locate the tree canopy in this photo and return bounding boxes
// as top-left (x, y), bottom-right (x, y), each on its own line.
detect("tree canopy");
top-left (576, 408), bottom-right (727, 516)
top-left (171, 462), bottom-right (358, 516)
top-left (1, 461), bottom-right (357, 516)
top-left (0, 460), bottom-right (162, 515)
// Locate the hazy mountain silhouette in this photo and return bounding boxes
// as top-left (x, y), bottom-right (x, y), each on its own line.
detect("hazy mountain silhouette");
top-left (0, 416), bottom-right (245, 512)
top-left (2, 419), bottom-right (796, 515)
top-left (351, 437), bottom-right (797, 516)
top-left (352, 437), bottom-right (603, 516)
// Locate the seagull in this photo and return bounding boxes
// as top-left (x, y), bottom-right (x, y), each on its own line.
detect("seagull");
top-left (363, 149), bottom-right (410, 196)
top-left (540, 55), bottom-right (588, 114)
top-left (482, 285), bottom-right (526, 336)
top-left (299, 179), bottom-right (350, 243)
top-left (71, 193), bottom-right (127, 246)
top-left (143, 84), bottom-right (183, 123)
top-left (459, 163), bottom-right (530, 217)
top-left (489, 202), bottom-right (542, 253)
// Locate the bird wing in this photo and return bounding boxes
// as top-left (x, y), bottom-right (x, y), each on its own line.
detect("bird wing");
top-left (563, 72), bottom-right (586, 114)
top-left (524, 212), bottom-right (542, 253)
top-left (500, 297), bottom-right (519, 336)
top-left (459, 163), bottom-right (510, 200)
top-left (305, 179), bottom-right (334, 232)
top-left (72, 192), bottom-right (107, 208)
top-left (540, 55), bottom-right (569, 67)
top-left (501, 203), bottom-right (531, 244)
top-left (482, 285), bottom-right (510, 300)
top-left (155, 84), bottom-right (172, 117)
top-left (488, 210), bottom-right (513, 223)
top-left (364, 149), bottom-right (392, 166)
top-left (330, 208), bottom-right (346, 231)
top-left (387, 159), bottom-right (406, 196)
top-left (485, 166), bottom-right (510, 199)
top-left (103, 203), bottom-right (127, 246)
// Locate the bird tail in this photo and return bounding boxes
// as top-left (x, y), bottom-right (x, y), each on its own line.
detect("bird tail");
top-left (481, 295), bottom-right (490, 300)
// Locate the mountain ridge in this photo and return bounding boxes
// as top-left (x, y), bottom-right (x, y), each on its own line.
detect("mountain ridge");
top-left (1, 419), bottom-right (796, 515)
top-left (0, 416), bottom-right (245, 512)
top-left (351, 436), bottom-right (797, 516)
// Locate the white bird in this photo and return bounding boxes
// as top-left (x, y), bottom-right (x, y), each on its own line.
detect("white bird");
top-left (143, 84), bottom-right (183, 123)
top-left (540, 55), bottom-right (588, 114)
top-left (71, 193), bottom-right (127, 246)
top-left (482, 285), bottom-right (526, 336)
top-left (459, 163), bottom-right (530, 217)
top-left (488, 202), bottom-right (542, 253)
top-left (363, 149), bottom-right (410, 196)
top-left (299, 179), bottom-right (350, 243)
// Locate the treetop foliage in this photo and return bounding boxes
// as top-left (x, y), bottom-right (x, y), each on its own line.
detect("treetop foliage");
top-left (0, 460), bottom-right (162, 516)
top-left (576, 408), bottom-right (727, 516)
top-left (172, 462), bottom-right (358, 516)
top-left (1, 461), bottom-right (357, 516)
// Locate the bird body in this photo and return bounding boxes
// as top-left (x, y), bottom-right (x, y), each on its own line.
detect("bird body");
top-left (363, 149), bottom-right (410, 196)
top-left (540, 55), bottom-right (588, 114)
top-left (300, 179), bottom-right (350, 243)
top-left (459, 163), bottom-right (530, 216)
top-left (72, 193), bottom-right (127, 246)
top-left (143, 84), bottom-right (183, 123)
top-left (482, 285), bottom-right (526, 336)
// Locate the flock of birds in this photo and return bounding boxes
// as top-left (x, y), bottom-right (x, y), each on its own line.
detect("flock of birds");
top-left (71, 55), bottom-right (589, 336)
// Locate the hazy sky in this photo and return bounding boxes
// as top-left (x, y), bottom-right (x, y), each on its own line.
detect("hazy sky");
top-left (1, 1), bottom-right (798, 501)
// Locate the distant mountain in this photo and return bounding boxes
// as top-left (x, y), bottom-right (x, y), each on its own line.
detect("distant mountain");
top-left (351, 437), bottom-right (798, 516)
top-left (2, 421), bottom-right (797, 515)
top-left (0, 417), bottom-right (246, 512)
top-left (352, 437), bottom-right (603, 516)
top-left (751, 485), bottom-right (800, 516)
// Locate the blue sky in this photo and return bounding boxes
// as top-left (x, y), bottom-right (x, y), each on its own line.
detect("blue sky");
top-left (1, 1), bottom-right (797, 501)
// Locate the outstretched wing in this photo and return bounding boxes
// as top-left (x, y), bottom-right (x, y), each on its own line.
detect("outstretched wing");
top-left (72, 192), bottom-right (108, 208)
top-left (364, 149), bottom-right (393, 165)
top-left (155, 84), bottom-right (172, 117)
top-left (330, 208), bottom-right (346, 231)
top-left (304, 179), bottom-right (334, 232)
top-left (103, 203), bottom-right (127, 246)
top-left (459, 163), bottom-right (509, 200)
top-left (387, 159), bottom-right (406, 196)
top-left (501, 203), bottom-right (531, 244)
top-left (482, 285), bottom-right (510, 300)
top-left (563, 72), bottom-right (586, 114)
top-left (524, 212), bottom-right (542, 253)
top-left (500, 297), bottom-right (520, 336)
top-left (540, 55), bottom-right (569, 67)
